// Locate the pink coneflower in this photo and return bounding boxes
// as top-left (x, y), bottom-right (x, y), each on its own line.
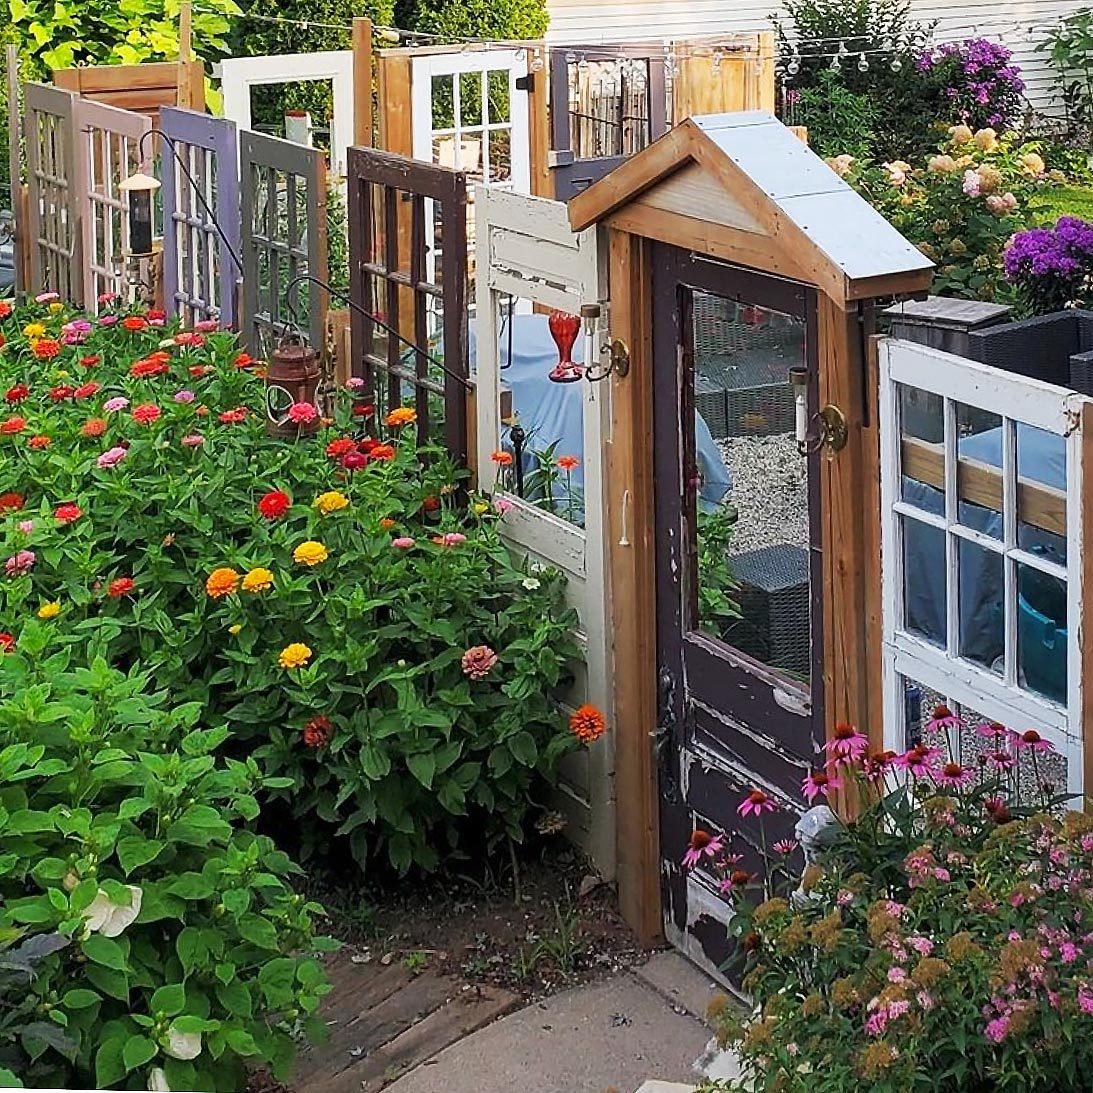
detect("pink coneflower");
top-left (1011, 729), bottom-right (1054, 753)
top-left (772, 838), bottom-right (798, 856)
top-left (682, 829), bottom-right (725, 870)
top-left (738, 789), bottom-right (778, 818)
top-left (461, 644), bottom-right (498, 680)
top-left (925, 704), bottom-right (963, 733)
top-left (975, 720), bottom-right (1008, 740)
top-left (96, 446), bottom-right (128, 469)
top-left (180, 434), bottom-right (204, 448)
top-left (864, 749), bottom-right (898, 781)
top-left (803, 768), bottom-right (842, 801)
top-left (825, 722), bottom-right (869, 762)
top-left (719, 868), bottom-right (752, 894)
top-left (935, 761), bottom-right (975, 788)
top-left (990, 750), bottom-right (1016, 772)
top-left (5, 549), bottom-right (35, 576)
top-left (103, 396), bottom-right (129, 413)
top-left (895, 744), bottom-right (942, 777)
top-left (392, 537), bottom-right (415, 549)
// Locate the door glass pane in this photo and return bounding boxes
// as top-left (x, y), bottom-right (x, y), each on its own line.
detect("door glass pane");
top-left (1017, 424), bottom-right (1067, 564)
top-left (899, 383), bottom-right (944, 516)
top-left (1017, 561), bottom-right (1067, 706)
top-left (955, 401), bottom-right (1003, 536)
top-left (690, 289), bottom-right (810, 686)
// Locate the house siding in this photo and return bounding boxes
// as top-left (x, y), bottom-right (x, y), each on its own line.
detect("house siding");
top-left (545, 0), bottom-right (1085, 114)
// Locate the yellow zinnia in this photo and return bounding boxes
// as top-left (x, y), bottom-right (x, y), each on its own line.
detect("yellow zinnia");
top-left (23, 323), bottom-right (45, 338)
top-left (293, 541), bottom-right (329, 567)
top-left (313, 490), bottom-right (349, 515)
top-left (385, 406), bottom-right (417, 427)
top-left (205, 567), bottom-right (240, 598)
top-left (278, 642), bottom-right (312, 669)
top-left (241, 567), bottom-right (274, 593)
top-left (228, 623), bottom-right (243, 635)
top-left (48, 302), bottom-right (63, 313)
top-left (37, 601), bottom-right (61, 620)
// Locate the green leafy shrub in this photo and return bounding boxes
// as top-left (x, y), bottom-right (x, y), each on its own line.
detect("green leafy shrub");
top-left (692, 717), bottom-right (1093, 1093)
top-left (0, 299), bottom-right (584, 875)
top-left (395, 0), bottom-right (547, 40)
top-left (773, 0), bottom-right (942, 160)
top-left (838, 126), bottom-right (1065, 299)
top-left (1038, 9), bottom-right (1093, 150)
top-left (791, 69), bottom-right (877, 160)
top-left (0, 634), bottom-right (333, 1090)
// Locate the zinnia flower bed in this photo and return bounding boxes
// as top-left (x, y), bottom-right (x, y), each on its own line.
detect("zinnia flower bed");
top-left (0, 295), bottom-right (584, 876)
top-left (694, 713), bottom-right (1093, 1093)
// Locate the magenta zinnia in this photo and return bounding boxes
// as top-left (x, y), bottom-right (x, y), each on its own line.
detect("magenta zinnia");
top-left (461, 645), bottom-right (498, 680)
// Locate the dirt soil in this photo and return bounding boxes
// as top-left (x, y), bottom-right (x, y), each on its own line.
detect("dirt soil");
top-left (315, 843), bottom-right (646, 1000)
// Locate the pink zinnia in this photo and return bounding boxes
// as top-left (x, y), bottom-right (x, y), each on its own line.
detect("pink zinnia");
top-left (35, 291), bottom-right (59, 303)
top-left (392, 537), bottom-right (415, 549)
top-left (287, 401), bottom-right (318, 424)
top-left (99, 314), bottom-right (119, 327)
top-left (825, 722), bottom-right (869, 762)
top-left (96, 446), bottom-right (128, 469)
top-left (103, 396), bottom-right (129, 413)
top-left (194, 319), bottom-right (220, 333)
top-left (180, 434), bottom-right (204, 448)
top-left (442, 532), bottom-right (467, 546)
top-left (682, 829), bottom-right (725, 870)
top-left (17, 520), bottom-right (33, 534)
top-left (1011, 729), bottom-right (1054, 752)
top-left (738, 788), bottom-right (778, 818)
top-left (5, 550), bottom-right (35, 576)
top-left (345, 377), bottom-right (366, 390)
top-left (494, 497), bottom-right (514, 514)
top-left (461, 644), bottom-right (498, 680)
top-left (132, 403), bottom-right (161, 426)
top-left (803, 768), bottom-right (842, 802)
top-left (174, 389), bottom-right (196, 403)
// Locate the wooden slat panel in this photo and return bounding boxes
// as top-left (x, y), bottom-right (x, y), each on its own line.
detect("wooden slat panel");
top-left (1082, 402), bottom-right (1093, 810)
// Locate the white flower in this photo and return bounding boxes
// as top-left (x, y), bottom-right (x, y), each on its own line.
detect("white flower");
top-left (148, 1067), bottom-right (171, 1091)
top-left (82, 885), bottom-right (142, 937)
top-left (164, 1025), bottom-right (202, 1061)
top-left (521, 577), bottom-right (541, 590)
top-left (158, 337), bottom-right (176, 349)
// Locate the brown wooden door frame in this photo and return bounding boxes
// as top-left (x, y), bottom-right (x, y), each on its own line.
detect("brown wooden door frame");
top-left (651, 243), bottom-right (825, 968)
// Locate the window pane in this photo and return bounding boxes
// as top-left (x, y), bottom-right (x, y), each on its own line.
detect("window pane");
top-left (431, 75), bottom-right (454, 131)
top-left (1017, 424), bottom-right (1067, 564)
top-left (691, 291), bottom-right (811, 686)
top-left (955, 401), bottom-right (1003, 536)
top-left (902, 516), bottom-right (945, 647)
top-left (1017, 562), bottom-right (1067, 705)
top-left (957, 536), bottom-right (1003, 674)
top-left (899, 384), bottom-right (944, 516)
top-left (459, 72), bottom-right (483, 127)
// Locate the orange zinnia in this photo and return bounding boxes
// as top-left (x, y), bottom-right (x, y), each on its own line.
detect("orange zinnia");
top-left (32, 338), bottom-right (61, 360)
top-left (385, 406), bottom-right (417, 427)
top-left (569, 704), bottom-right (607, 744)
top-left (205, 567), bottom-right (240, 598)
top-left (28, 435), bottom-right (52, 449)
top-left (490, 450), bottom-right (513, 467)
top-left (557, 455), bottom-right (580, 471)
top-left (82, 418), bottom-right (107, 438)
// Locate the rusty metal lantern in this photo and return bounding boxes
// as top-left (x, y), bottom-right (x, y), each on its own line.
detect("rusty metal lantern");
top-left (265, 333), bottom-right (321, 438)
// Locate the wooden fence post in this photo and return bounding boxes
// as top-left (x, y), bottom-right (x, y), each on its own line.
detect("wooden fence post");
top-left (352, 18), bottom-right (373, 148)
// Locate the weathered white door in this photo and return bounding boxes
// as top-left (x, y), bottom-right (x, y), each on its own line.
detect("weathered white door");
top-left (474, 186), bottom-right (614, 875)
top-left (878, 337), bottom-right (1088, 797)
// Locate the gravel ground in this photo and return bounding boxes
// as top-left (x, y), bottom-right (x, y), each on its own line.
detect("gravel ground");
top-left (718, 433), bottom-right (809, 554)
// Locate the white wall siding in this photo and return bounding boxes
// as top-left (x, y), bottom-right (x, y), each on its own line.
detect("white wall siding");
top-left (545, 0), bottom-right (1084, 114)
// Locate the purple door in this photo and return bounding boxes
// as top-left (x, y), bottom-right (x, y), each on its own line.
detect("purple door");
top-left (651, 245), bottom-right (824, 970)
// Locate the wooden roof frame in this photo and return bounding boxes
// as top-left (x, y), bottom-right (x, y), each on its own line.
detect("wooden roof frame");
top-left (569, 114), bottom-right (934, 307)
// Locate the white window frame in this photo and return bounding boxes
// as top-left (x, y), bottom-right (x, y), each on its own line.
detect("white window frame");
top-left (878, 338), bottom-right (1087, 797)
top-left (217, 51), bottom-right (355, 179)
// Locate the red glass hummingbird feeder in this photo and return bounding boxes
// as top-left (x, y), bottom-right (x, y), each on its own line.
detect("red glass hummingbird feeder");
top-left (547, 311), bottom-right (584, 383)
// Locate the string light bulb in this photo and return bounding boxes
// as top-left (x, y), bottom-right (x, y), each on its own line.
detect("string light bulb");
top-left (565, 51), bottom-right (577, 64)
top-left (712, 47), bottom-right (724, 74)
top-left (786, 55), bottom-right (800, 76)
top-left (891, 55), bottom-right (903, 72)
top-left (829, 53), bottom-right (841, 71)
top-left (530, 53), bottom-right (544, 72)
top-left (857, 52), bottom-right (869, 72)
top-left (837, 41), bottom-right (849, 57)
top-left (577, 54), bottom-right (589, 71)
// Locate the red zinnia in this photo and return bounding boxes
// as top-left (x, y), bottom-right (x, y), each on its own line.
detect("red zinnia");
top-left (33, 339), bottom-right (61, 360)
top-left (132, 404), bottom-right (162, 426)
top-left (74, 381), bottom-right (100, 399)
top-left (107, 576), bottom-right (135, 598)
top-left (219, 408), bottom-right (247, 424)
top-left (258, 490), bottom-right (291, 519)
top-left (352, 403), bottom-right (375, 417)
top-left (122, 316), bottom-right (148, 331)
top-left (0, 492), bottom-right (24, 512)
top-left (189, 365), bottom-right (214, 378)
top-left (55, 502), bottom-right (82, 524)
top-left (80, 354), bottom-right (101, 368)
top-left (49, 384), bottom-right (75, 401)
top-left (82, 418), bottom-right (107, 438)
top-left (326, 437), bottom-right (355, 459)
top-left (28, 435), bottom-right (51, 449)
top-left (340, 452), bottom-right (368, 470)
top-left (0, 417), bottom-right (26, 434)
top-left (234, 351), bottom-right (258, 370)
top-left (147, 308), bottom-right (167, 322)
top-left (422, 495), bottom-right (441, 512)
top-left (359, 438), bottom-right (378, 453)
top-left (302, 715), bottom-right (334, 748)
top-left (0, 301), bottom-right (11, 318)
top-left (174, 332), bottom-right (204, 348)
top-left (370, 444), bottom-right (396, 462)
top-left (0, 632), bottom-right (14, 653)
top-left (4, 385), bottom-right (29, 403)
top-left (130, 359), bottom-right (169, 378)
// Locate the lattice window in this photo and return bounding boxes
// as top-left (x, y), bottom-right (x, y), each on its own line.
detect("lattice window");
top-left (347, 146), bottom-right (468, 461)
top-left (879, 338), bottom-right (1087, 796)
top-left (240, 130), bottom-right (324, 360)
